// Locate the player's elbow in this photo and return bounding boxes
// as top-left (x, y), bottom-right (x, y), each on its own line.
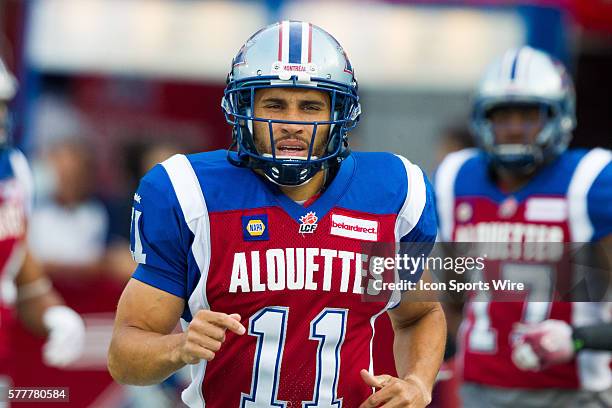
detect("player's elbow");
top-left (107, 332), bottom-right (170, 386)
top-left (107, 341), bottom-right (130, 385)
top-left (107, 336), bottom-right (146, 385)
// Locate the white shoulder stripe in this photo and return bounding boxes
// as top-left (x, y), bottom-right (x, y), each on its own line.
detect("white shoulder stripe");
top-left (394, 154), bottom-right (427, 241)
top-left (567, 148), bottom-right (612, 242)
top-left (434, 149), bottom-right (478, 241)
top-left (162, 154), bottom-right (210, 408)
top-left (162, 154), bottom-right (206, 228)
top-left (388, 155), bottom-right (428, 310)
top-left (8, 149), bottom-right (33, 215)
top-left (161, 154), bottom-right (211, 311)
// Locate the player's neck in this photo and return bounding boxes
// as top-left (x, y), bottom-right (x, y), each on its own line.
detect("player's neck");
top-left (495, 168), bottom-right (534, 193)
top-left (279, 170), bottom-right (326, 202)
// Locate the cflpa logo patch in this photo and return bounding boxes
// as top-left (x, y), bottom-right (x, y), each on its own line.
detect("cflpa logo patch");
top-left (298, 211), bottom-right (318, 234)
top-left (242, 215), bottom-right (269, 241)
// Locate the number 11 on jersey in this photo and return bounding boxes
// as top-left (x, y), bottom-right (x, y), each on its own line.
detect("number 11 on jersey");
top-left (241, 307), bottom-right (348, 407)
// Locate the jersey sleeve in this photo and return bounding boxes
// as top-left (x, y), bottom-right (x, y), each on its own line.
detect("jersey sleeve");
top-left (588, 160), bottom-right (612, 242)
top-left (130, 164), bottom-right (192, 298)
top-left (394, 155), bottom-right (438, 285)
top-left (399, 174), bottom-right (437, 283)
top-left (400, 175), bottom-right (438, 245)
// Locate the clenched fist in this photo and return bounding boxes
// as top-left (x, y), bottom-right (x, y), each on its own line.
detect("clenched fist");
top-left (177, 310), bottom-right (246, 365)
top-left (359, 369), bottom-right (432, 408)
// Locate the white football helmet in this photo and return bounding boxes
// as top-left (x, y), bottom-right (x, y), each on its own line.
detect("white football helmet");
top-left (222, 21), bottom-right (361, 186)
top-left (471, 46), bottom-right (576, 172)
top-left (0, 57), bottom-right (16, 145)
top-left (0, 57), bottom-right (16, 102)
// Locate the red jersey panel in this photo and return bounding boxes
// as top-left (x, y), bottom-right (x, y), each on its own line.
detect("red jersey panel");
top-left (202, 208), bottom-right (397, 407)
top-left (0, 149), bottom-right (30, 365)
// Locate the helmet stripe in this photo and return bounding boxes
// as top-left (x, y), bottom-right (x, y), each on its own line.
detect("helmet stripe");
top-left (308, 23), bottom-right (312, 63)
top-left (288, 21), bottom-right (303, 64)
top-left (300, 22), bottom-right (311, 64)
top-left (279, 21), bottom-right (291, 62)
top-left (510, 49), bottom-right (520, 81)
top-left (278, 22), bottom-right (283, 61)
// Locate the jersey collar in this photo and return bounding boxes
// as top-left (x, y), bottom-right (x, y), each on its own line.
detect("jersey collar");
top-left (267, 154), bottom-right (355, 224)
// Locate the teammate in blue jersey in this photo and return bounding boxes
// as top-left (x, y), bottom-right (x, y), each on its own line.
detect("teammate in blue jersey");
top-left (436, 46), bottom-right (612, 406)
top-left (109, 21), bottom-right (445, 407)
top-left (0, 57), bottom-right (85, 382)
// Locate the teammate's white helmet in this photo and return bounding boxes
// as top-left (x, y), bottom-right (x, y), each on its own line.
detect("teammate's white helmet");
top-left (471, 46), bottom-right (576, 171)
top-left (0, 57), bottom-right (16, 145)
top-left (0, 57), bottom-right (16, 102)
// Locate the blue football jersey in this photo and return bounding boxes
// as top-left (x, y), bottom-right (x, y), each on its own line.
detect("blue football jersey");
top-left (435, 147), bottom-right (612, 391)
top-left (129, 150), bottom-right (437, 407)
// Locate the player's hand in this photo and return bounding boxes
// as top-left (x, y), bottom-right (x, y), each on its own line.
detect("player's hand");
top-left (42, 305), bottom-right (86, 367)
top-left (178, 310), bottom-right (245, 365)
top-left (511, 319), bottom-right (574, 371)
top-left (358, 369), bottom-right (431, 408)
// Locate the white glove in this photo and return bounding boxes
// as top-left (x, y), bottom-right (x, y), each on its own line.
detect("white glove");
top-left (42, 305), bottom-right (85, 367)
top-left (512, 341), bottom-right (541, 371)
top-left (511, 319), bottom-right (574, 371)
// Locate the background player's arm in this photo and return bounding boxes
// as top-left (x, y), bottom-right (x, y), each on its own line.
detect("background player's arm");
top-left (15, 250), bottom-right (62, 335)
top-left (108, 278), bottom-right (245, 385)
top-left (513, 234), bottom-right (612, 371)
top-left (15, 249), bottom-right (85, 367)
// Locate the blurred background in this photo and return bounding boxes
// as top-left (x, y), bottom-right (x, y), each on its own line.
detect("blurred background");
top-left (1, 0), bottom-right (610, 406)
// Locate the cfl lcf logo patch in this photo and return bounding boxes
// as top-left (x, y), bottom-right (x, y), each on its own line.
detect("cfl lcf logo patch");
top-left (298, 211), bottom-right (318, 234)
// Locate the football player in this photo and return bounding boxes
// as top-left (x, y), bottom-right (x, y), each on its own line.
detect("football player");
top-left (435, 46), bottom-right (612, 407)
top-left (109, 21), bottom-right (445, 407)
top-left (0, 59), bottom-right (85, 387)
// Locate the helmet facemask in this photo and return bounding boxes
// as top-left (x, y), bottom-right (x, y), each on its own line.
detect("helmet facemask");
top-left (223, 76), bottom-right (360, 186)
top-left (472, 99), bottom-right (574, 175)
top-left (221, 21), bottom-right (361, 186)
top-left (470, 46), bottom-right (576, 175)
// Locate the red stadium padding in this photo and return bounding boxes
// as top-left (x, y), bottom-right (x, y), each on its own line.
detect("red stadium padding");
top-left (571, 0), bottom-right (612, 34)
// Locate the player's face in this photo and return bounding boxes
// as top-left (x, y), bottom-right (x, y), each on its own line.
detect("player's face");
top-left (252, 87), bottom-right (331, 159)
top-left (488, 105), bottom-right (546, 146)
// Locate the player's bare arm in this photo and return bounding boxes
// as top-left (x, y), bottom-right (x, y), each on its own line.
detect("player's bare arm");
top-left (359, 300), bottom-right (446, 408)
top-left (15, 250), bottom-right (62, 335)
top-left (108, 278), bottom-right (245, 385)
top-left (14, 249), bottom-right (85, 367)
